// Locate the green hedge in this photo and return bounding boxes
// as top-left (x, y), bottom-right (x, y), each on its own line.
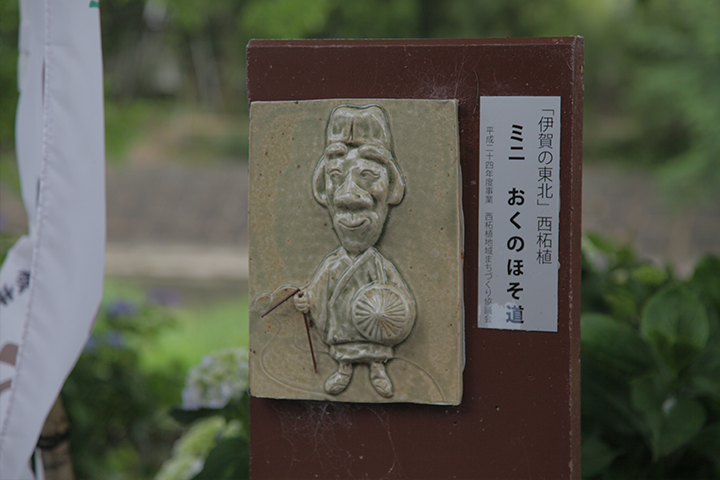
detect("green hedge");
top-left (581, 234), bottom-right (720, 479)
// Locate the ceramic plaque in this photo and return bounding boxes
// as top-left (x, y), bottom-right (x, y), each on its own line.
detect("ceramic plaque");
top-left (249, 99), bottom-right (463, 405)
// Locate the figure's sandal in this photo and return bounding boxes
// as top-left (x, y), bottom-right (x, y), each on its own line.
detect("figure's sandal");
top-left (370, 362), bottom-right (393, 398)
top-left (324, 362), bottom-right (353, 395)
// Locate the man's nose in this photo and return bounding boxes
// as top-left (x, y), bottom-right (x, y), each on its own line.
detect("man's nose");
top-left (333, 175), bottom-right (373, 209)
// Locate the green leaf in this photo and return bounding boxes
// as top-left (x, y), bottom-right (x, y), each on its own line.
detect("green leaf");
top-left (603, 287), bottom-right (640, 322)
top-left (170, 394), bottom-right (248, 426)
top-left (691, 374), bottom-right (720, 399)
top-left (691, 255), bottom-right (720, 308)
top-left (615, 245), bottom-right (637, 269)
top-left (691, 424), bottom-right (720, 475)
top-left (631, 376), bottom-right (707, 458)
top-left (630, 263), bottom-right (668, 287)
top-left (630, 376), bottom-right (666, 438)
top-left (192, 435), bottom-right (249, 480)
top-left (582, 435), bottom-right (620, 477)
top-left (585, 232), bottom-right (618, 255)
top-left (170, 407), bottom-right (224, 425)
top-left (691, 255), bottom-right (720, 339)
top-left (641, 285), bottom-right (710, 368)
top-left (653, 397), bottom-right (706, 457)
top-left (582, 357), bottom-right (646, 437)
top-left (582, 313), bottom-right (655, 376)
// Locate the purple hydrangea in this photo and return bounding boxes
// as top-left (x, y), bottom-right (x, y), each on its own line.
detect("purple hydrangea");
top-left (147, 289), bottom-right (182, 307)
top-left (105, 300), bottom-right (139, 318)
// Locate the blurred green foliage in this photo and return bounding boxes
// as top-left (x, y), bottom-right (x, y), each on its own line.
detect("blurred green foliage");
top-left (62, 287), bottom-right (186, 480)
top-left (624, 0), bottom-right (720, 203)
top-left (163, 347), bottom-right (249, 480)
top-left (103, 99), bottom-right (249, 164)
top-left (581, 235), bottom-right (720, 478)
top-left (155, 415), bottom-right (245, 480)
top-left (0, 0), bottom-right (19, 152)
top-left (103, 99), bottom-right (174, 162)
top-left (57, 279), bottom-right (250, 480)
top-left (140, 297), bottom-right (250, 373)
top-left (1, 0), bottom-right (720, 200)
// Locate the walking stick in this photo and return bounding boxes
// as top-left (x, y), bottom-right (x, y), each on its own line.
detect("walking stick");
top-left (261, 288), bottom-right (318, 373)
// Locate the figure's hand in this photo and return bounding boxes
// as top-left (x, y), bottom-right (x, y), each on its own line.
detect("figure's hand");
top-left (293, 290), bottom-right (310, 313)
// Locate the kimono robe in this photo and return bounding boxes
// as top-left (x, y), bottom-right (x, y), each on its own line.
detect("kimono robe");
top-left (304, 247), bottom-right (415, 363)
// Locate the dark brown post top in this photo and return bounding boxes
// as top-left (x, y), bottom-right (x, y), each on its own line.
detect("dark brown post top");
top-left (248, 38), bottom-right (583, 479)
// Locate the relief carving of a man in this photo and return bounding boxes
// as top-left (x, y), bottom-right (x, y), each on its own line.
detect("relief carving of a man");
top-left (293, 105), bottom-right (416, 398)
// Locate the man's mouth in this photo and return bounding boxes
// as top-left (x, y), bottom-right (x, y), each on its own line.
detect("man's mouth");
top-left (336, 213), bottom-right (369, 230)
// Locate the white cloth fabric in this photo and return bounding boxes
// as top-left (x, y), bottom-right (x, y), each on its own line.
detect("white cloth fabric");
top-left (0, 0), bottom-right (105, 477)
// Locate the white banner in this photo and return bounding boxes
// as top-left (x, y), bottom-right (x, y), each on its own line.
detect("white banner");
top-left (0, 0), bottom-right (105, 477)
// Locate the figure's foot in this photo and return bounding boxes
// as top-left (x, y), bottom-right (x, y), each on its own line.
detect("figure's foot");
top-left (324, 363), bottom-right (353, 395)
top-left (370, 362), bottom-right (393, 398)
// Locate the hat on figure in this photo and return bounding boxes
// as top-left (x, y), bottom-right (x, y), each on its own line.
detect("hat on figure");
top-left (326, 105), bottom-right (393, 155)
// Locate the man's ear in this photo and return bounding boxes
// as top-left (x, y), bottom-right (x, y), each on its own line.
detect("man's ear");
top-left (312, 157), bottom-right (329, 207)
top-left (387, 161), bottom-right (406, 205)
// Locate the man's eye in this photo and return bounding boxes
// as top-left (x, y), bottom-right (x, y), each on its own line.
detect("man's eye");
top-left (327, 169), bottom-right (342, 178)
top-left (361, 170), bottom-right (379, 179)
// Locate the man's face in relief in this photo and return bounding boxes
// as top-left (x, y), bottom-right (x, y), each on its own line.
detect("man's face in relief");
top-left (323, 142), bottom-right (390, 255)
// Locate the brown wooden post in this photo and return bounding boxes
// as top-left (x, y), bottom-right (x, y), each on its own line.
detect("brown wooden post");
top-left (247, 38), bottom-right (583, 479)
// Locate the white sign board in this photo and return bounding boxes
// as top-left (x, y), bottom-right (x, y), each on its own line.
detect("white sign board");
top-left (478, 97), bottom-right (560, 332)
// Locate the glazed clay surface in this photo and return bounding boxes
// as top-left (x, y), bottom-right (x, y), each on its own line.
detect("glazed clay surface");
top-left (249, 99), bottom-right (463, 404)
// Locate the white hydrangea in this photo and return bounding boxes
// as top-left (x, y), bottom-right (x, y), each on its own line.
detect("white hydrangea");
top-left (181, 347), bottom-right (249, 410)
top-left (155, 417), bottom-right (226, 480)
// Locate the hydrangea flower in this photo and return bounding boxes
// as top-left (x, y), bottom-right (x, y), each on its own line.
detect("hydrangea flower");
top-left (147, 289), bottom-right (182, 307)
top-left (155, 417), bottom-right (226, 480)
top-left (83, 329), bottom-right (125, 351)
top-left (104, 329), bottom-right (124, 348)
top-left (181, 347), bottom-right (249, 410)
top-left (105, 299), bottom-right (139, 318)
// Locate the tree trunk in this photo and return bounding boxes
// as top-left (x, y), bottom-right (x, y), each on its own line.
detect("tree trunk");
top-left (39, 396), bottom-right (74, 480)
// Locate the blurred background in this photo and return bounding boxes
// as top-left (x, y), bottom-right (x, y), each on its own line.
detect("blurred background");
top-left (1, 0), bottom-right (720, 479)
